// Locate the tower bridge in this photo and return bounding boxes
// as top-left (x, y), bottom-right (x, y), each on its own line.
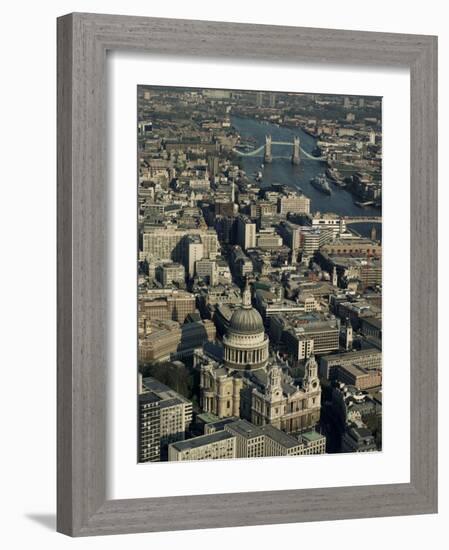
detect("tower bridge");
top-left (342, 216), bottom-right (382, 225)
top-left (233, 134), bottom-right (326, 162)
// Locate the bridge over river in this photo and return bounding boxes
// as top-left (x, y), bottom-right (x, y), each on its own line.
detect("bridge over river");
top-left (233, 136), bottom-right (326, 162)
top-left (342, 216), bottom-right (382, 225)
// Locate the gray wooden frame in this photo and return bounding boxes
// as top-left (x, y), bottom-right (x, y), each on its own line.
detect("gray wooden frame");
top-left (57, 12), bottom-right (438, 537)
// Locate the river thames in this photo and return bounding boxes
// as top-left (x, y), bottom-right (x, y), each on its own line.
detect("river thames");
top-left (231, 115), bottom-right (381, 240)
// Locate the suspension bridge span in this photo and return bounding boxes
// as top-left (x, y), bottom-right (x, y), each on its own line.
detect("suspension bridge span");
top-left (342, 216), bottom-right (382, 224)
top-left (233, 137), bottom-right (326, 162)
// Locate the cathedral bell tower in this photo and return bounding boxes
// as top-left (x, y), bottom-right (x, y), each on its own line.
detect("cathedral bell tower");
top-left (266, 365), bottom-right (283, 398)
top-left (302, 355), bottom-right (320, 393)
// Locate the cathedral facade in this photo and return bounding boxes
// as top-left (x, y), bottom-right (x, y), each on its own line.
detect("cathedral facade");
top-left (250, 358), bottom-right (321, 433)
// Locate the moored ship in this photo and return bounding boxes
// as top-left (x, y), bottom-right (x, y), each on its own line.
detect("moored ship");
top-left (310, 174), bottom-right (331, 195)
top-left (326, 167), bottom-right (346, 188)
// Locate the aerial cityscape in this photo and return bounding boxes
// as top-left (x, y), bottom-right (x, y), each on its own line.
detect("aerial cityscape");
top-left (137, 86), bottom-right (382, 463)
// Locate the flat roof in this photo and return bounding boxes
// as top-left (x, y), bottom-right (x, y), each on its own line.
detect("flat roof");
top-left (261, 424), bottom-right (302, 448)
top-left (196, 412), bottom-right (220, 424)
top-left (139, 391), bottom-right (160, 404)
top-left (159, 397), bottom-right (184, 409)
top-left (301, 430), bottom-right (326, 443)
top-left (225, 419), bottom-right (264, 439)
top-left (170, 431), bottom-right (235, 452)
top-left (322, 348), bottom-right (381, 362)
top-left (205, 417), bottom-right (239, 430)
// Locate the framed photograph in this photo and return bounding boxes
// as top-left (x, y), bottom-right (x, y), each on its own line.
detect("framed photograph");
top-left (57, 13), bottom-right (437, 536)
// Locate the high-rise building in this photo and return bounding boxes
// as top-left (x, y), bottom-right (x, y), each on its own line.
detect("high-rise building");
top-left (141, 377), bottom-right (193, 453)
top-left (138, 392), bottom-right (161, 462)
top-left (237, 216), bottom-right (256, 250)
top-left (207, 155), bottom-right (219, 177)
top-left (185, 235), bottom-right (204, 278)
top-left (279, 221), bottom-right (301, 253)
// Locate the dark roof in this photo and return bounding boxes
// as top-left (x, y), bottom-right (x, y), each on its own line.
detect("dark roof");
top-left (225, 419), bottom-right (264, 439)
top-left (139, 391), bottom-right (160, 405)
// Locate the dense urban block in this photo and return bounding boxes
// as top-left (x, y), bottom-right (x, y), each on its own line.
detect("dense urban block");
top-left (137, 87), bottom-right (382, 462)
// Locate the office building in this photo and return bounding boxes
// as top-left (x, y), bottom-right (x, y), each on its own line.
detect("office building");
top-left (319, 348), bottom-right (382, 380)
top-left (139, 319), bottom-right (216, 363)
top-left (156, 262), bottom-right (186, 286)
top-left (185, 235), bottom-right (204, 278)
top-left (168, 431), bottom-right (237, 461)
top-left (277, 193), bottom-right (310, 215)
top-left (139, 289), bottom-right (196, 323)
top-left (237, 216), bottom-right (256, 250)
top-left (142, 227), bottom-right (218, 262)
top-left (341, 425), bottom-right (377, 452)
top-left (138, 392), bottom-right (161, 462)
top-left (195, 258), bottom-right (219, 285)
top-left (273, 313), bottom-right (340, 358)
top-left (141, 377), bottom-right (193, 451)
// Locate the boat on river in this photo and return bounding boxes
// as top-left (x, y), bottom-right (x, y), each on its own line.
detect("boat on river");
top-left (310, 174), bottom-right (331, 195)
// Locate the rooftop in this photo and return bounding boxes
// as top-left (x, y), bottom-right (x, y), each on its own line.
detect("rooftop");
top-left (196, 412), bottom-right (220, 424)
top-left (225, 419), bottom-right (264, 439)
top-left (261, 424), bottom-right (302, 448)
top-left (139, 391), bottom-right (160, 405)
top-left (170, 431), bottom-right (235, 451)
top-left (301, 430), bottom-right (326, 443)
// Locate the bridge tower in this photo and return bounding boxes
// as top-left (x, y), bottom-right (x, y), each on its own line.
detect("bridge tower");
top-left (291, 136), bottom-right (300, 165)
top-left (264, 134), bottom-right (272, 164)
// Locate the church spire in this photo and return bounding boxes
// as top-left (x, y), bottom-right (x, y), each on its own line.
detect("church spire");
top-left (242, 277), bottom-right (252, 308)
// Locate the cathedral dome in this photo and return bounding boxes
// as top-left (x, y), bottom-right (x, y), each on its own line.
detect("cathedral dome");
top-left (229, 306), bottom-right (264, 335)
top-left (222, 280), bottom-right (268, 371)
